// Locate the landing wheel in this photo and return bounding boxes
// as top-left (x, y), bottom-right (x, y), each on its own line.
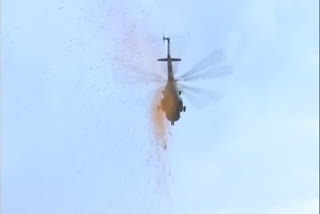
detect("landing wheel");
top-left (171, 121), bottom-right (174, 126)
top-left (183, 106), bottom-right (186, 112)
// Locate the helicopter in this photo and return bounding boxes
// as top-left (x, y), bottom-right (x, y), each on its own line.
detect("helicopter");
top-left (112, 35), bottom-right (233, 126)
top-left (157, 37), bottom-right (185, 126)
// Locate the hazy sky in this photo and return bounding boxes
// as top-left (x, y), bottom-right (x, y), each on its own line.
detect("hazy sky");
top-left (1, 0), bottom-right (318, 213)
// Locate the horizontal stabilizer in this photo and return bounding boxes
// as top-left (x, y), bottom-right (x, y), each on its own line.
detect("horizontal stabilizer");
top-left (157, 58), bottom-right (181, 62)
top-left (158, 58), bottom-right (168, 61)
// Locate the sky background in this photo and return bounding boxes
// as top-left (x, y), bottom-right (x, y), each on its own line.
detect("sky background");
top-left (1, 0), bottom-right (319, 213)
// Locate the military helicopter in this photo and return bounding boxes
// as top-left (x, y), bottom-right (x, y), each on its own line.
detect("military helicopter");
top-left (157, 37), bottom-right (185, 126)
top-left (156, 36), bottom-right (233, 126)
top-left (113, 35), bottom-right (232, 126)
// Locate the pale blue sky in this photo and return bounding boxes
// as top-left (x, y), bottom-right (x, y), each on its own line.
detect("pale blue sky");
top-left (1, 0), bottom-right (318, 214)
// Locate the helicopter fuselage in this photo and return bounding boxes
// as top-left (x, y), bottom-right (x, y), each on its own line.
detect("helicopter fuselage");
top-left (158, 37), bottom-right (185, 126)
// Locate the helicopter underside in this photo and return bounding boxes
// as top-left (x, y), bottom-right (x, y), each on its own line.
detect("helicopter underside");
top-left (161, 98), bottom-right (185, 125)
top-left (159, 82), bottom-right (186, 126)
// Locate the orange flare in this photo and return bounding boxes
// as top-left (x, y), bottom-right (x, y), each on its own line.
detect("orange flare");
top-left (151, 89), bottom-right (169, 150)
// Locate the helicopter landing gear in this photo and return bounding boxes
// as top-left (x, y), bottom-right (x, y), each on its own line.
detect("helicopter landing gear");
top-left (179, 90), bottom-right (182, 95)
top-left (183, 106), bottom-right (186, 112)
top-left (171, 121), bottom-right (174, 126)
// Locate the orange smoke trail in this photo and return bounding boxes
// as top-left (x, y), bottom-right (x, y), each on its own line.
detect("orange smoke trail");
top-left (106, 1), bottom-right (170, 149)
top-left (151, 88), bottom-right (169, 150)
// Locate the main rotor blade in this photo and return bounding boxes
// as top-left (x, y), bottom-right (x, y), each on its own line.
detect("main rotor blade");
top-left (176, 50), bottom-right (226, 80)
top-left (179, 84), bottom-right (223, 100)
top-left (178, 64), bottom-right (233, 82)
top-left (127, 66), bottom-right (165, 82)
top-left (113, 62), bottom-right (166, 84)
top-left (178, 83), bottom-right (223, 109)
